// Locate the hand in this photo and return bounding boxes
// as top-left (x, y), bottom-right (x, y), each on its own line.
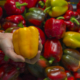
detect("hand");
top-left (0, 33), bottom-right (43, 64)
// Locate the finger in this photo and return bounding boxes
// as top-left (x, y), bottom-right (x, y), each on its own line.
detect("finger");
top-left (25, 51), bottom-right (41, 64)
top-left (38, 40), bottom-right (43, 52)
top-left (4, 47), bottom-right (25, 62)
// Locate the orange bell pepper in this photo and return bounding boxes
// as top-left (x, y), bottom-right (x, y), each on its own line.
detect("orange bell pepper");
top-left (12, 26), bottom-right (39, 59)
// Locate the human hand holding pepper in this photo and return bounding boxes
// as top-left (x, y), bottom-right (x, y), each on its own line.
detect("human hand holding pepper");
top-left (0, 33), bottom-right (42, 64)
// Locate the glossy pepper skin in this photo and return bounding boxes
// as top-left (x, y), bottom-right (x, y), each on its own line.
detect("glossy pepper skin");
top-left (43, 39), bottom-right (63, 63)
top-left (65, 70), bottom-right (75, 80)
top-left (2, 66), bottom-right (19, 80)
top-left (4, 0), bottom-right (27, 15)
top-left (0, 64), bottom-right (9, 79)
top-left (44, 18), bottom-right (66, 39)
top-left (57, 10), bottom-right (79, 31)
top-left (0, 7), bottom-right (2, 19)
top-left (24, 7), bottom-right (46, 26)
top-left (77, 1), bottom-right (80, 15)
top-left (36, 27), bottom-right (46, 45)
top-left (44, 0), bottom-right (68, 17)
top-left (68, 4), bottom-right (73, 11)
top-left (73, 71), bottom-right (80, 80)
top-left (64, 10), bottom-right (79, 31)
top-left (63, 31), bottom-right (80, 48)
top-left (45, 66), bottom-right (67, 80)
top-left (22, 0), bottom-right (38, 8)
top-left (12, 26), bottom-right (39, 59)
top-left (62, 49), bottom-right (80, 72)
top-left (27, 55), bottom-right (49, 78)
top-left (2, 15), bottom-right (26, 30)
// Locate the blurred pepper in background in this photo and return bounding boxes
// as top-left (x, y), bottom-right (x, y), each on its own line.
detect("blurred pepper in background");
top-left (2, 15), bottom-right (26, 30)
top-left (63, 31), bottom-right (80, 48)
top-left (62, 49), bottom-right (80, 72)
top-left (44, 18), bottom-right (66, 39)
top-left (24, 7), bottom-right (46, 27)
top-left (4, 0), bottom-right (27, 15)
top-left (45, 66), bottom-right (67, 80)
top-left (22, 0), bottom-right (38, 8)
top-left (44, 0), bottom-right (68, 17)
top-left (0, 7), bottom-right (2, 19)
top-left (43, 39), bottom-right (63, 64)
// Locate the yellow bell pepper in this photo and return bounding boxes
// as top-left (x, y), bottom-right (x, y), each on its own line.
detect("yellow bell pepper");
top-left (12, 26), bottom-right (39, 59)
top-left (44, 0), bottom-right (68, 17)
top-left (63, 31), bottom-right (80, 48)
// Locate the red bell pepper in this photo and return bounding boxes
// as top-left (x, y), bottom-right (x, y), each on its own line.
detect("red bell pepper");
top-left (45, 66), bottom-right (67, 80)
top-left (0, 64), bottom-right (9, 79)
top-left (44, 18), bottom-right (66, 39)
top-left (4, 0), bottom-right (27, 15)
top-left (65, 70), bottom-right (75, 80)
top-left (9, 59), bottom-right (25, 68)
top-left (0, 7), bottom-right (2, 19)
top-left (36, 27), bottom-right (46, 45)
top-left (73, 71), bottom-right (80, 80)
top-left (2, 66), bottom-right (19, 80)
top-left (38, 0), bottom-right (46, 9)
top-left (2, 15), bottom-right (26, 30)
top-left (57, 10), bottom-right (79, 31)
top-left (43, 39), bottom-right (63, 64)
top-left (68, 3), bottom-right (73, 11)
top-left (77, 1), bottom-right (80, 9)
top-left (22, 0), bottom-right (38, 8)
top-left (77, 1), bottom-right (80, 15)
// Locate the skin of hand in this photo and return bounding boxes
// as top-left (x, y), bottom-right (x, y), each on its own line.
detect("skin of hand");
top-left (0, 33), bottom-right (43, 64)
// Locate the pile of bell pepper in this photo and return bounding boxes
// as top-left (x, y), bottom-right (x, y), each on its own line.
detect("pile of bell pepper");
top-left (0, 0), bottom-right (80, 80)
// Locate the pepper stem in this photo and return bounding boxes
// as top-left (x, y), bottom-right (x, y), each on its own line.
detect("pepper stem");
top-left (49, 57), bottom-right (55, 64)
top-left (43, 78), bottom-right (50, 80)
top-left (38, 1), bottom-right (45, 8)
top-left (57, 16), bottom-right (65, 20)
top-left (70, 17), bottom-right (80, 25)
top-left (18, 22), bottom-right (24, 28)
top-left (16, 2), bottom-right (28, 9)
top-left (44, 6), bottom-right (51, 13)
top-left (4, 55), bottom-right (9, 61)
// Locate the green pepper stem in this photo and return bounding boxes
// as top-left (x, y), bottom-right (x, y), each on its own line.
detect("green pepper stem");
top-left (57, 16), bottom-right (65, 20)
top-left (49, 57), bottom-right (55, 64)
top-left (44, 6), bottom-right (51, 13)
top-left (38, 1), bottom-right (45, 8)
top-left (16, 2), bottom-right (28, 9)
top-left (18, 22), bottom-right (24, 28)
top-left (43, 78), bottom-right (50, 80)
top-left (70, 17), bottom-right (80, 25)
top-left (4, 55), bottom-right (9, 61)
